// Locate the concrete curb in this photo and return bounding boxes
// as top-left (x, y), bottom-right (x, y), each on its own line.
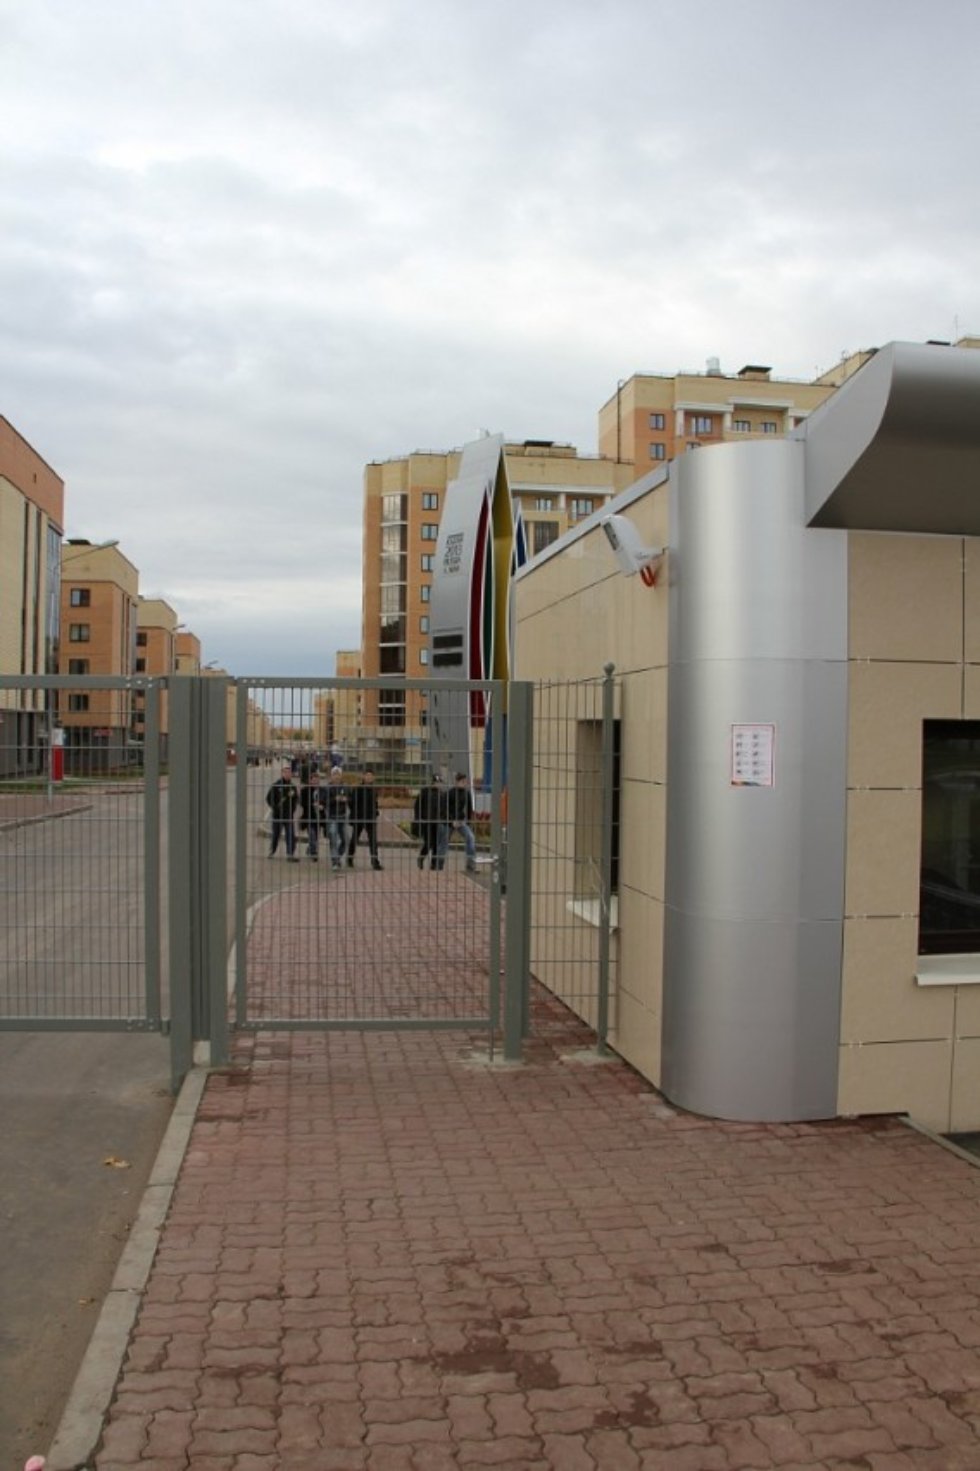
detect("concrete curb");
top-left (44, 1065), bottom-right (210, 1471)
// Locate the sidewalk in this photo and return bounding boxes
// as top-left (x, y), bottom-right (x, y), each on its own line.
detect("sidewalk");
top-left (51, 893), bottom-right (980, 1469)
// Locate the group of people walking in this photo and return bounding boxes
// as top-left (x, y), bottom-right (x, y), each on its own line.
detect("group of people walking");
top-left (266, 764), bottom-right (479, 873)
top-left (266, 765), bottom-right (383, 869)
top-left (413, 772), bottom-right (476, 872)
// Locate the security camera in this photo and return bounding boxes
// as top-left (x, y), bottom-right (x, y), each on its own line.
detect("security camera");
top-left (601, 514), bottom-right (664, 582)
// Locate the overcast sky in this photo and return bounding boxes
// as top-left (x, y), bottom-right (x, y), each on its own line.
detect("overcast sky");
top-left (2, 0), bottom-right (977, 675)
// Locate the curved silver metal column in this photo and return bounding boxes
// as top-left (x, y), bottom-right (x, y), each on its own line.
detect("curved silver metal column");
top-left (662, 439), bottom-right (848, 1121)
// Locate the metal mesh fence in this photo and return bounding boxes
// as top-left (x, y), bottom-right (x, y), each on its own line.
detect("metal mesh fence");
top-left (231, 680), bottom-right (504, 1030)
top-left (529, 673), bottom-right (619, 1042)
top-left (0, 679), bottom-right (160, 1027)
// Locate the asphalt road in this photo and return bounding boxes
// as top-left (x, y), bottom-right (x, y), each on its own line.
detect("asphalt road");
top-left (0, 1030), bottom-right (173, 1466)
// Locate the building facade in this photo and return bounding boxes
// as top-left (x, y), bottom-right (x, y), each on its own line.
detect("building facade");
top-left (596, 355), bottom-right (871, 471)
top-left (360, 441), bottom-right (633, 748)
top-left (515, 339), bottom-right (980, 1134)
top-left (0, 417), bottom-right (65, 775)
top-left (59, 540), bottom-right (139, 771)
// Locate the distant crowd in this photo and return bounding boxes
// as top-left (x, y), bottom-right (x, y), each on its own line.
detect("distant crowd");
top-left (264, 764), bottom-right (476, 873)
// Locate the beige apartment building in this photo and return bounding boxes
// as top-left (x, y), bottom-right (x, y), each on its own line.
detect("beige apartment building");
top-left (59, 539), bottom-right (139, 770)
top-left (360, 441), bottom-right (634, 740)
top-left (596, 354), bottom-right (872, 471)
top-left (135, 597), bottom-right (180, 754)
top-left (175, 630), bottom-right (202, 675)
top-left (0, 417), bottom-right (65, 774)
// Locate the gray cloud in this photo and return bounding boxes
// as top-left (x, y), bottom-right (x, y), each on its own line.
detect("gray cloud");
top-left (1, 0), bottom-right (978, 673)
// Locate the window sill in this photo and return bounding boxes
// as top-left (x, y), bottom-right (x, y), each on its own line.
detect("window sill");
top-left (915, 954), bottom-right (980, 987)
top-left (566, 896), bottom-right (619, 931)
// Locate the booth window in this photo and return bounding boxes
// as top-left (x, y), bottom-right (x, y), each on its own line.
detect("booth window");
top-left (919, 720), bottom-right (980, 955)
top-left (575, 718), bottom-right (621, 899)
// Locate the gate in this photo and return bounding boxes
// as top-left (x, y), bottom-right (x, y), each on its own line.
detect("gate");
top-left (0, 672), bottom-right (536, 1085)
top-left (221, 677), bottom-right (528, 1057)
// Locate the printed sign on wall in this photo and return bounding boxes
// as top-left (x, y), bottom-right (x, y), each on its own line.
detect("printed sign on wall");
top-left (731, 723), bottom-right (776, 787)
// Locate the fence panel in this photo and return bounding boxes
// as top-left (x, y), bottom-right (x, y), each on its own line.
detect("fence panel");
top-left (529, 668), bottom-right (620, 1046)
top-left (0, 676), bottom-right (162, 1030)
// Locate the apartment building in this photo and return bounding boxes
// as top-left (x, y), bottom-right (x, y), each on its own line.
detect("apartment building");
top-left (59, 539), bottom-right (139, 771)
top-left (175, 630), bottom-right (202, 675)
top-left (134, 597), bottom-right (180, 755)
top-left (360, 442), bottom-right (633, 740)
top-left (0, 417), bottom-right (65, 774)
top-left (596, 355), bottom-right (861, 470)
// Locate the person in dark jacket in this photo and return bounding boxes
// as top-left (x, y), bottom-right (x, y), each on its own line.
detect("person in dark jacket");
top-left (446, 771), bottom-right (477, 872)
top-left (414, 773), bottom-right (449, 870)
top-left (347, 770), bottom-right (383, 870)
top-left (299, 769), bottom-right (325, 860)
top-left (323, 766), bottom-right (350, 870)
top-left (266, 765), bottom-right (299, 860)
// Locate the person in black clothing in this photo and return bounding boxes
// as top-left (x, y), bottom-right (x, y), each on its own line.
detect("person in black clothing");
top-left (414, 773), bottom-right (449, 870)
top-left (347, 770), bottom-right (383, 870)
top-left (266, 765), bottom-right (299, 860)
top-left (323, 766), bottom-right (350, 870)
top-left (299, 769), bottom-right (325, 860)
top-left (446, 771), bottom-right (477, 872)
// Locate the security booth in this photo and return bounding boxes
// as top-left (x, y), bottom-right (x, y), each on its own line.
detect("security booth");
top-left (515, 341), bottom-right (980, 1132)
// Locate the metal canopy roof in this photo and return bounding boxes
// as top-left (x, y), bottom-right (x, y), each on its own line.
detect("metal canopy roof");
top-left (804, 341), bottom-right (980, 533)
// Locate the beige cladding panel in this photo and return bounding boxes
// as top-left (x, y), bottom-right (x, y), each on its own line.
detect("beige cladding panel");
top-left (951, 1038), bottom-right (980, 1133)
top-left (837, 1039), bottom-right (954, 1132)
top-left (620, 780), bottom-right (665, 905)
top-left (847, 661), bottom-right (962, 788)
top-left (848, 532), bottom-right (963, 662)
top-left (840, 917), bottom-right (953, 1043)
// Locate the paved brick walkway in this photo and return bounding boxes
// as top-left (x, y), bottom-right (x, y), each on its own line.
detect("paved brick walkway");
top-left (90, 885), bottom-right (980, 1469)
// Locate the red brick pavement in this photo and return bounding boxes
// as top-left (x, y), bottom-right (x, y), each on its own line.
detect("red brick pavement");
top-left (92, 884), bottom-right (980, 1470)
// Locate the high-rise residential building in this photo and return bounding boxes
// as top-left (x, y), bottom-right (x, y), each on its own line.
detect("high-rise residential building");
top-left (0, 417), bottom-right (64, 772)
top-left (596, 355), bottom-right (866, 470)
top-left (59, 539), bottom-right (139, 769)
top-left (360, 441), bottom-right (634, 741)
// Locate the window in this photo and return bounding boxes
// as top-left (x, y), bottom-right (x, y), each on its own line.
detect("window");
top-left (379, 645), bottom-right (405, 674)
top-left (689, 414), bottom-right (713, 435)
top-left (575, 718), bottom-right (621, 899)
top-left (68, 658), bottom-right (89, 675)
top-left (421, 523), bottom-right (439, 541)
top-left (762, 421), bottom-right (778, 434)
top-left (569, 498), bottom-right (594, 520)
top-left (380, 551), bottom-right (406, 583)
top-left (382, 524), bottom-right (407, 553)
top-left (534, 497), bottom-right (554, 511)
top-left (733, 419), bottom-right (751, 433)
top-left (381, 584), bottom-right (405, 615)
top-left (421, 585), bottom-right (430, 603)
top-left (69, 587), bottom-right (90, 607)
top-left (419, 615), bottom-right (430, 633)
top-left (532, 521), bottom-right (559, 555)
top-left (421, 554), bottom-right (434, 572)
top-left (380, 614), bottom-right (406, 644)
top-left (135, 658), bottom-right (146, 672)
top-left (136, 631), bottom-right (147, 647)
top-left (69, 623), bottom-right (90, 643)
top-left (378, 691), bottom-right (406, 727)
top-left (920, 721), bottom-right (980, 955)
top-left (382, 494), bottom-right (407, 524)
top-left (421, 492), bottom-right (439, 510)
top-left (419, 648), bottom-right (429, 665)
top-left (649, 443), bottom-right (666, 460)
top-left (648, 413), bottom-right (665, 430)
top-left (68, 693), bottom-right (90, 712)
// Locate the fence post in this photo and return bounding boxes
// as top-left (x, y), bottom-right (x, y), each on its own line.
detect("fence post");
top-left (167, 675), bottom-right (229, 1087)
top-left (597, 662), bottom-right (616, 1054)
top-left (504, 680), bottom-right (533, 1061)
top-left (167, 677), bottom-right (194, 1091)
